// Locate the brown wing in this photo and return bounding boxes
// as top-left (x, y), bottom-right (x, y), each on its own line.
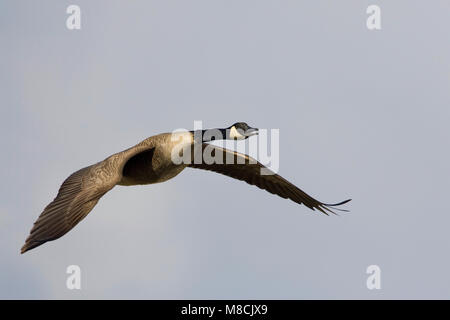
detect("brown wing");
top-left (21, 163), bottom-right (117, 253)
top-left (188, 143), bottom-right (350, 215)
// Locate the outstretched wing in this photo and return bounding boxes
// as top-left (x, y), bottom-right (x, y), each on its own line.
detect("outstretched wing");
top-left (21, 163), bottom-right (117, 253)
top-left (188, 144), bottom-right (351, 215)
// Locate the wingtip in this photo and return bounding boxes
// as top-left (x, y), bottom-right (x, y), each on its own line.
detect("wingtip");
top-left (320, 198), bottom-right (352, 215)
top-left (20, 242), bottom-right (31, 254)
top-left (20, 240), bottom-right (40, 254)
top-left (325, 198), bottom-right (352, 207)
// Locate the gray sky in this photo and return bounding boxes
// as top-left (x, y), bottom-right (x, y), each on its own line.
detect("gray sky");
top-left (1, 0), bottom-right (449, 299)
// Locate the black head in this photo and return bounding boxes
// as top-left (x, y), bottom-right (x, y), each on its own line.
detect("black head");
top-left (228, 122), bottom-right (258, 140)
top-left (230, 122), bottom-right (250, 131)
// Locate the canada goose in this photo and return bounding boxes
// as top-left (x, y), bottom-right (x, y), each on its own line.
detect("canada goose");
top-left (21, 122), bottom-right (350, 253)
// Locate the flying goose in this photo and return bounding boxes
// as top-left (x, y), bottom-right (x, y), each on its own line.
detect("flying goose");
top-left (21, 123), bottom-right (350, 253)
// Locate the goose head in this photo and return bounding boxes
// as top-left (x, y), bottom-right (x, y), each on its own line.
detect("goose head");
top-left (227, 122), bottom-right (259, 140)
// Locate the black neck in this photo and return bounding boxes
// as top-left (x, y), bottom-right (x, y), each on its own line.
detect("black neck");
top-left (190, 128), bottom-right (228, 142)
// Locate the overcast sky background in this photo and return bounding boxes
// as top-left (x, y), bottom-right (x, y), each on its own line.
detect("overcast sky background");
top-left (1, 1), bottom-right (449, 299)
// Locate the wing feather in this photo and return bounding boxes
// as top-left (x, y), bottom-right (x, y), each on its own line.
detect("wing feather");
top-left (188, 144), bottom-right (351, 214)
top-left (21, 164), bottom-right (116, 253)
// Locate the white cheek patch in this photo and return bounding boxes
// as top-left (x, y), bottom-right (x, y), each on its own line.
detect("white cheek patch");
top-left (229, 126), bottom-right (245, 139)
